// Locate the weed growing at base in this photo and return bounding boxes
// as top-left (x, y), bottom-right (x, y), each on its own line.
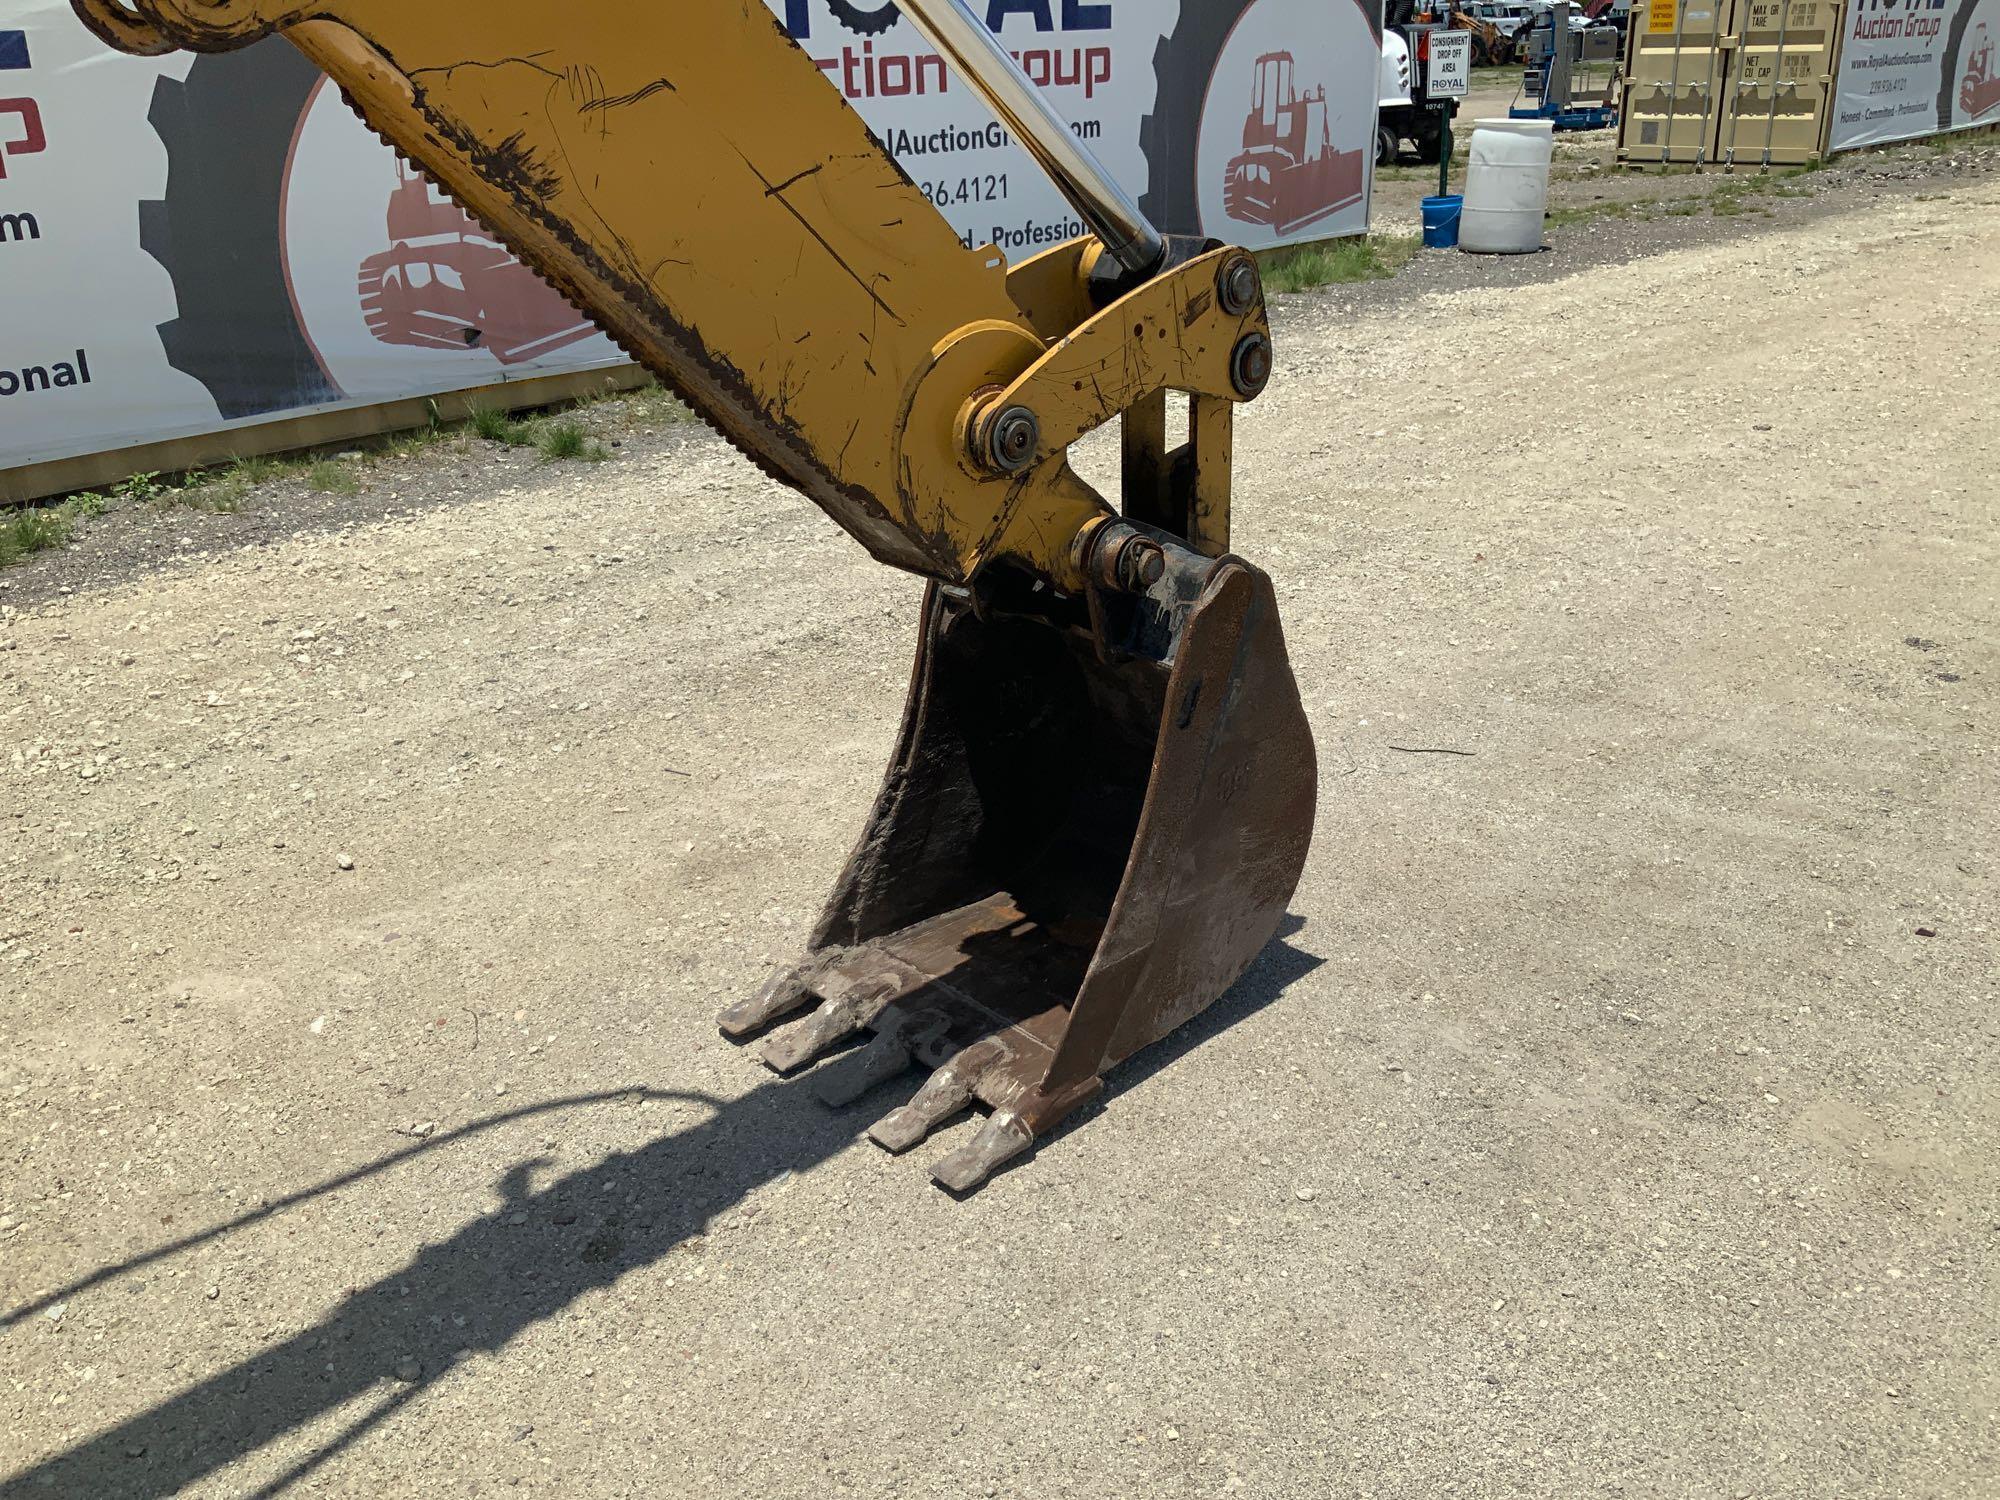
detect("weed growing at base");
top-left (306, 460), bottom-right (361, 495)
top-left (1258, 237), bottom-right (1420, 293)
top-left (0, 503), bottom-right (74, 568)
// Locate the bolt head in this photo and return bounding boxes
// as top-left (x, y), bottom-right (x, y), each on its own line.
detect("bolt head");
top-left (1219, 256), bottom-right (1261, 316)
top-left (988, 406), bottom-right (1040, 473)
top-left (1121, 540), bottom-right (1167, 591)
top-left (1231, 333), bottom-right (1273, 398)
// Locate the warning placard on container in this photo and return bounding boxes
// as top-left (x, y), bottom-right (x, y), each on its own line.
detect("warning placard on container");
top-left (1648, 0), bottom-right (1678, 31)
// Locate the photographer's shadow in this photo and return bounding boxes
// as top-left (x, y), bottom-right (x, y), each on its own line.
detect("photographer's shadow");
top-left (2, 918), bottom-right (1318, 1499)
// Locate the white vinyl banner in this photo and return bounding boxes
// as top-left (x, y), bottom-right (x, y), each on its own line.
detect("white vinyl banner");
top-left (0, 1), bottom-right (1380, 476)
top-left (1830, 0), bottom-right (2000, 150)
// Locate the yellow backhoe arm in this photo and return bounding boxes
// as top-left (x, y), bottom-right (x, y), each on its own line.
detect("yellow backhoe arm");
top-left (76, 0), bottom-right (1263, 594)
top-left (77, 0), bottom-right (1318, 1193)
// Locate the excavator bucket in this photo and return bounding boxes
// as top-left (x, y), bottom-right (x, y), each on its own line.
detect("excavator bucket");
top-left (720, 541), bottom-right (1316, 1190)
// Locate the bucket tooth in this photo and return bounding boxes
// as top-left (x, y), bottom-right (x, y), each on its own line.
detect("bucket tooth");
top-left (815, 1015), bottom-right (946, 1107)
top-left (868, 1040), bottom-right (1004, 1154)
top-left (759, 989), bottom-right (877, 1075)
top-left (716, 960), bottom-right (824, 1039)
top-left (931, 1112), bottom-right (1034, 1193)
top-left (814, 1029), bottom-right (912, 1106)
top-left (759, 958), bottom-right (919, 1073)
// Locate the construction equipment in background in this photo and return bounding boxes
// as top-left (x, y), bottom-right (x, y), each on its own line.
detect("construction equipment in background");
top-left (75, 0), bottom-right (1317, 1194)
top-left (1224, 51), bottom-right (1366, 235)
top-left (1379, 8), bottom-right (1453, 164)
top-left (1449, 7), bottom-right (1515, 67)
top-left (1400, 5), bottom-right (1515, 68)
top-left (1512, 4), bottom-right (1620, 130)
top-left (1582, 0), bottom-right (1635, 57)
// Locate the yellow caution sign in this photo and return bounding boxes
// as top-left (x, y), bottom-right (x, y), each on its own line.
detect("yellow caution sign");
top-left (1649, 0), bottom-right (1679, 29)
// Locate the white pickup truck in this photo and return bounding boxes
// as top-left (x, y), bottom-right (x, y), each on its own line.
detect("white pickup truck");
top-left (1375, 29), bottom-right (1445, 166)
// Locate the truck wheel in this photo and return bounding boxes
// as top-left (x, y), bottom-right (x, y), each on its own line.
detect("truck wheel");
top-left (1412, 116), bottom-right (1444, 165)
top-left (1376, 122), bottom-right (1400, 166)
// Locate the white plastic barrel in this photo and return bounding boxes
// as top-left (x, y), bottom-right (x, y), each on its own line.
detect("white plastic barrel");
top-left (1459, 119), bottom-right (1554, 255)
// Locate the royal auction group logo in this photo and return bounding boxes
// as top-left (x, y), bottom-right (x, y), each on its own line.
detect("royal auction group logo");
top-left (355, 167), bottom-right (592, 366)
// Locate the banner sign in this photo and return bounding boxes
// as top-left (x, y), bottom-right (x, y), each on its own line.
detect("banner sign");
top-left (1829, 0), bottom-right (2000, 150)
top-left (0, 1), bottom-right (1380, 476)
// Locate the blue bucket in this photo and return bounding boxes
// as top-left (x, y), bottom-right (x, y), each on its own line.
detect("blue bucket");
top-left (1421, 194), bottom-right (1463, 249)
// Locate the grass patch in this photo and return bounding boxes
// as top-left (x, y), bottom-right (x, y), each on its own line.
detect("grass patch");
top-left (377, 408), bottom-right (459, 461)
top-left (1258, 236), bottom-right (1418, 292)
top-left (114, 471), bottom-right (169, 505)
top-left (470, 404), bottom-right (532, 445)
top-left (160, 461), bottom-right (266, 513)
top-left (535, 419), bottom-right (609, 462)
top-left (536, 420), bottom-right (587, 460)
top-left (226, 454), bottom-right (290, 486)
top-left (0, 503), bottom-right (75, 568)
top-left (2, 390), bottom-right (624, 577)
top-left (468, 403), bottom-right (605, 459)
top-left (306, 459), bottom-right (361, 495)
top-left (468, 401), bottom-right (612, 461)
top-left (1545, 198), bottom-right (1652, 228)
top-left (189, 475), bottom-right (249, 513)
top-left (0, 460), bottom-right (273, 573)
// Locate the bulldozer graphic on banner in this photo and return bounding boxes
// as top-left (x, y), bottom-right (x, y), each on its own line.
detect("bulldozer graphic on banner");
top-left (1964, 25), bottom-right (2000, 120)
top-left (358, 166), bottom-right (598, 364)
top-left (1223, 51), bottom-right (1364, 237)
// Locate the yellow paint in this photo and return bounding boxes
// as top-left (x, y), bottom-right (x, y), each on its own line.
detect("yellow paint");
top-left (73, 0), bottom-right (1267, 593)
top-left (990, 249), bottom-right (1262, 462)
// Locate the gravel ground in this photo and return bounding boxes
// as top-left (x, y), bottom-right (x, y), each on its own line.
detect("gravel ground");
top-left (2, 167), bottom-right (1996, 1499)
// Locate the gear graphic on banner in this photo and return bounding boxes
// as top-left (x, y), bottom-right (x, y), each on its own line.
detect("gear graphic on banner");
top-left (828, 0), bottom-right (902, 37)
top-left (142, 41), bottom-right (339, 417)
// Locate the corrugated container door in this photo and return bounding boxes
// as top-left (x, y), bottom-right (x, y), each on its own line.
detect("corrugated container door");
top-left (1715, 0), bottom-right (1843, 167)
top-left (1619, 0), bottom-right (1739, 164)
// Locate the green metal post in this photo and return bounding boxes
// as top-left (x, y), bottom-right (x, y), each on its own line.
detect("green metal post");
top-left (1439, 103), bottom-right (1453, 199)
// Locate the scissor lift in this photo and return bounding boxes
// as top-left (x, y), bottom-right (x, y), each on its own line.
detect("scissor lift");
top-left (1513, 10), bottom-right (1620, 130)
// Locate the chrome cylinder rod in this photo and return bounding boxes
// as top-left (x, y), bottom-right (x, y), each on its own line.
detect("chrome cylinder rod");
top-left (894, 0), bottom-right (1165, 275)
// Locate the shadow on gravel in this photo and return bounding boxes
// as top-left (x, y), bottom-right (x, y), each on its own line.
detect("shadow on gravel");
top-left (2, 920), bottom-right (1320, 1498)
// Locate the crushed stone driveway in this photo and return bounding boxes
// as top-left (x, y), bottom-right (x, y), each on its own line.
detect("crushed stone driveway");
top-left (3, 182), bottom-right (1997, 1499)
